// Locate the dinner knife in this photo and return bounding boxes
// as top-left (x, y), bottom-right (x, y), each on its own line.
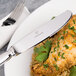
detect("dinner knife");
top-left (13, 10), bottom-right (72, 53)
top-left (0, 10), bottom-right (72, 66)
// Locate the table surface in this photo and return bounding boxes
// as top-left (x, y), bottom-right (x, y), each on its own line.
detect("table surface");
top-left (0, 0), bottom-right (49, 76)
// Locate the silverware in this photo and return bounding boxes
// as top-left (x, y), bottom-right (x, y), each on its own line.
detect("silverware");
top-left (13, 10), bottom-right (72, 53)
top-left (2, 1), bottom-right (24, 26)
top-left (0, 10), bottom-right (72, 66)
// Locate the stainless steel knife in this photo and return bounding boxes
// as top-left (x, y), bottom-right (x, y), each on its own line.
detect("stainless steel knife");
top-left (0, 10), bottom-right (72, 66)
top-left (13, 10), bottom-right (72, 53)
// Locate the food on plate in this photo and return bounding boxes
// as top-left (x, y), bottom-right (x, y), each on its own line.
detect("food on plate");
top-left (31, 15), bottom-right (76, 76)
top-left (70, 66), bottom-right (76, 76)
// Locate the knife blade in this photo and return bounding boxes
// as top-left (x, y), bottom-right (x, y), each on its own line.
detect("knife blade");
top-left (13, 10), bottom-right (72, 53)
top-left (0, 10), bottom-right (72, 66)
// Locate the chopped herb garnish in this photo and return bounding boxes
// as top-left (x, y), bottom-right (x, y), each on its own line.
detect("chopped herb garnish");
top-left (43, 64), bottom-right (49, 69)
top-left (74, 30), bottom-right (76, 33)
top-left (35, 53), bottom-right (48, 62)
top-left (63, 31), bottom-right (65, 34)
top-left (71, 26), bottom-right (75, 30)
top-left (64, 44), bottom-right (69, 49)
top-left (54, 57), bottom-right (57, 61)
top-left (68, 25), bottom-right (75, 30)
top-left (51, 16), bottom-right (55, 20)
top-left (34, 46), bottom-right (47, 54)
top-left (73, 20), bottom-right (75, 24)
top-left (58, 36), bottom-right (64, 41)
top-left (61, 53), bottom-right (65, 59)
top-left (70, 66), bottom-right (76, 76)
top-left (54, 43), bottom-right (56, 45)
top-left (54, 42), bottom-right (60, 52)
top-left (44, 40), bottom-right (52, 51)
top-left (73, 40), bottom-right (76, 43)
top-left (54, 47), bottom-right (57, 52)
top-left (63, 31), bottom-right (68, 34)
top-left (68, 25), bottom-right (76, 33)
top-left (58, 37), bottom-right (61, 40)
top-left (68, 24), bottom-right (71, 29)
top-left (70, 26), bottom-right (74, 30)
top-left (58, 52), bottom-right (61, 57)
top-left (51, 51), bottom-right (53, 53)
top-left (57, 41), bottom-right (60, 48)
top-left (65, 31), bottom-right (68, 34)
top-left (71, 34), bottom-right (75, 37)
top-left (35, 40), bottom-right (52, 62)
top-left (61, 36), bottom-right (64, 39)
top-left (34, 47), bottom-right (39, 53)
top-left (53, 64), bottom-right (59, 71)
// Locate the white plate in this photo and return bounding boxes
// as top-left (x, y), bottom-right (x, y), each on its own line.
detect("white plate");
top-left (4, 0), bottom-right (76, 76)
top-left (0, 7), bottom-right (30, 49)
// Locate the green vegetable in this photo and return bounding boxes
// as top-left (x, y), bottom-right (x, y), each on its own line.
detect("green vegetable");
top-left (58, 36), bottom-right (64, 41)
top-left (74, 30), bottom-right (76, 33)
top-left (58, 37), bottom-right (61, 40)
top-left (70, 66), bottom-right (76, 76)
top-left (54, 47), bottom-right (57, 52)
top-left (73, 40), bottom-right (76, 43)
top-left (34, 46), bottom-right (47, 54)
top-left (34, 40), bottom-right (52, 54)
top-left (70, 26), bottom-right (75, 30)
top-left (61, 53), bottom-right (65, 59)
top-left (51, 16), bottom-right (55, 20)
top-left (53, 64), bottom-right (59, 71)
top-left (68, 25), bottom-right (76, 33)
top-left (71, 34), bottom-right (75, 37)
top-left (63, 31), bottom-right (68, 34)
top-left (44, 40), bottom-right (52, 51)
top-left (63, 31), bottom-right (66, 34)
top-left (68, 25), bottom-right (75, 30)
top-left (61, 36), bottom-right (64, 39)
top-left (73, 20), bottom-right (75, 24)
top-left (57, 41), bottom-right (60, 48)
top-left (64, 44), bottom-right (69, 49)
top-left (58, 52), bottom-right (61, 57)
top-left (35, 53), bottom-right (48, 62)
top-left (54, 45), bottom-right (59, 52)
top-left (43, 64), bottom-right (49, 69)
top-left (68, 24), bottom-right (71, 29)
top-left (54, 57), bottom-right (57, 61)
top-left (34, 47), bottom-right (39, 53)
top-left (54, 43), bottom-right (56, 45)
top-left (35, 40), bottom-right (52, 62)
top-left (51, 51), bottom-right (53, 53)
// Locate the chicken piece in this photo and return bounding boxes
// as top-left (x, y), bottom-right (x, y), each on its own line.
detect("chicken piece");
top-left (31, 15), bottom-right (76, 76)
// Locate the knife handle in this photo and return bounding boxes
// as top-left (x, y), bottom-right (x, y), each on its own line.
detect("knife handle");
top-left (2, 18), bottom-right (16, 26)
top-left (0, 47), bottom-right (15, 66)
